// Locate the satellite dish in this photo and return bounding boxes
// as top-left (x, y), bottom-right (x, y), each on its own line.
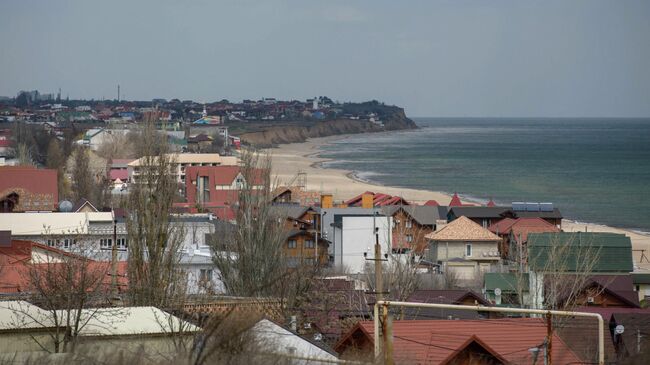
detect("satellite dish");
top-left (615, 325), bottom-right (625, 335)
top-left (494, 288), bottom-right (502, 296)
top-left (58, 200), bottom-right (73, 212)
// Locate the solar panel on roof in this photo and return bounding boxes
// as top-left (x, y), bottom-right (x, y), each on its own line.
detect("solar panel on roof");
top-left (525, 202), bottom-right (540, 212)
top-left (512, 202), bottom-right (526, 211)
top-left (540, 203), bottom-right (554, 212)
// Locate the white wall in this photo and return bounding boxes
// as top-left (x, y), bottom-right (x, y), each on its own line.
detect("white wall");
top-left (339, 216), bottom-right (392, 274)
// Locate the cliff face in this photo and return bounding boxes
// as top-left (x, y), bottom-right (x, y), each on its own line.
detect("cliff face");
top-left (239, 110), bottom-right (417, 147)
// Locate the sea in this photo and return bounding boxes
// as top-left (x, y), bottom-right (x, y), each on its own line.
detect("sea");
top-left (318, 118), bottom-right (650, 232)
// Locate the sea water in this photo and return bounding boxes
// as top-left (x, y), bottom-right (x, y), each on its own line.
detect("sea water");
top-left (319, 118), bottom-right (650, 231)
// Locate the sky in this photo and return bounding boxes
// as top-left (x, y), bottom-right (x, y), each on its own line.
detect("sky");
top-left (1, 0), bottom-right (649, 117)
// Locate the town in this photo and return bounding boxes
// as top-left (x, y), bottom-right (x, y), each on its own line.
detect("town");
top-left (0, 92), bottom-right (649, 364)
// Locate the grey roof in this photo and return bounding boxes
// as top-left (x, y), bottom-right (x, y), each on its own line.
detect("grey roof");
top-left (271, 204), bottom-right (313, 220)
top-left (448, 206), bottom-right (512, 219)
top-left (382, 205), bottom-right (448, 226)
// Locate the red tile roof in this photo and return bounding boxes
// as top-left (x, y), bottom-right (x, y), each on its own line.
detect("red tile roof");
top-left (336, 319), bottom-right (583, 364)
top-left (449, 192), bottom-right (462, 207)
top-left (423, 200), bottom-right (440, 206)
top-left (488, 217), bottom-right (560, 241)
top-left (486, 198), bottom-right (496, 207)
top-left (344, 191), bottom-right (410, 207)
top-left (109, 169), bottom-right (128, 181)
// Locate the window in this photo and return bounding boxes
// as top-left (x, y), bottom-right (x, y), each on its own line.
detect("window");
top-left (466, 244), bottom-right (472, 257)
top-left (200, 269), bottom-right (213, 282)
top-left (406, 220), bottom-right (412, 228)
top-left (406, 234), bottom-right (413, 243)
top-left (287, 240), bottom-right (297, 249)
top-left (100, 238), bottom-right (113, 249)
top-left (304, 240), bottom-right (315, 248)
top-left (47, 239), bottom-right (59, 247)
top-left (63, 238), bottom-right (76, 249)
top-left (116, 238), bottom-right (128, 250)
top-left (197, 176), bottom-right (210, 203)
top-left (482, 219), bottom-right (489, 228)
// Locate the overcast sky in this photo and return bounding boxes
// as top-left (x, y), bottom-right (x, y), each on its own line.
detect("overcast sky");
top-left (1, 0), bottom-right (648, 117)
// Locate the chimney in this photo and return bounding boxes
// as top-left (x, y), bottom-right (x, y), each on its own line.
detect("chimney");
top-left (0, 231), bottom-right (11, 247)
top-left (321, 194), bottom-right (333, 209)
top-left (361, 193), bottom-right (374, 209)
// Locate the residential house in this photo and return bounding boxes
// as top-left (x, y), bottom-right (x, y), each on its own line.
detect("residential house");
top-left (484, 272), bottom-right (530, 306)
top-left (108, 158), bottom-right (133, 192)
top-left (182, 165), bottom-right (263, 216)
top-left (527, 232), bottom-right (634, 309)
top-left (447, 206), bottom-right (513, 229)
top-left (632, 273), bottom-right (650, 302)
top-left (344, 191), bottom-right (409, 207)
top-left (403, 289), bottom-right (491, 319)
top-left (187, 133), bottom-right (213, 152)
top-left (179, 245), bottom-right (225, 295)
top-left (320, 207), bottom-right (392, 273)
top-left (381, 205), bottom-right (448, 253)
top-left (78, 128), bottom-right (129, 150)
top-left (448, 202), bottom-right (563, 230)
top-left (0, 212), bottom-right (128, 260)
top-left (0, 302), bottom-right (199, 355)
top-left (272, 205), bottom-right (328, 266)
top-left (425, 216), bottom-right (502, 281)
top-left (0, 166), bottom-right (58, 212)
top-left (127, 153), bottom-right (238, 185)
top-left (0, 235), bottom-right (128, 295)
top-left (335, 319), bottom-right (583, 364)
top-left (272, 186), bottom-right (321, 206)
top-left (488, 217), bottom-right (560, 259)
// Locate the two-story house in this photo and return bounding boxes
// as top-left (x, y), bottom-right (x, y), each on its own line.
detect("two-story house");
top-left (425, 216), bottom-right (502, 281)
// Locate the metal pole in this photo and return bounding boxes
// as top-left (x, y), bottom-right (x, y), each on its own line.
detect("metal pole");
top-left (384, 304), bottom-right (394, 365)
top-left (546, 312), bottom-right (553, 365)
top-left (111, 216), bottom-right (118, 299)
top-left (373, 300), bottom-right (605, 365)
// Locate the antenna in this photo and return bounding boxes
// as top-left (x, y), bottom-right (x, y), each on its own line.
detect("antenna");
top-left (117, 84), bottom-right (120, 102)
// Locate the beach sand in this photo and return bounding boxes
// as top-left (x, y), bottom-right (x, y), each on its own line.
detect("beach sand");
top-left (267, 135), bottom-right (650, 270)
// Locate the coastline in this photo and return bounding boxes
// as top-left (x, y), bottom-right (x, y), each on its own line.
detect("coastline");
top-left (266, 135), bottom-right (650, 269)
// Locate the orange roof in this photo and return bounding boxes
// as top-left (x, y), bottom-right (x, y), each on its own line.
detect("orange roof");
top-left (336, 319), bottom-right (582, 364)
top-left (426, 216), bottom-right (501, 241)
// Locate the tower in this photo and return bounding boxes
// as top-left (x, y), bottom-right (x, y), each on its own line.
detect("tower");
top-left (117, 84), bottom-right (120, 102)
top-left (312, 97), bottom-right (319, 110)
top-left (202, 104), bottom-right (207, 118)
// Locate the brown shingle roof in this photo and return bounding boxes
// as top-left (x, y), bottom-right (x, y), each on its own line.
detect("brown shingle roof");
top-left (426, 216), bottom-right (501, 241)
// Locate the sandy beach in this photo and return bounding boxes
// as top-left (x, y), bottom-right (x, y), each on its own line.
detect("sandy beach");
top-left (267, 135), bottom-right (650, 270)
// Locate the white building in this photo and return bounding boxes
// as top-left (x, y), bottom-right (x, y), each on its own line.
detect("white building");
top-left (128, 153), bottom-right (238, 184)
top-left (0, 212), bottom-right (128, 259)
top-left (321, 208), bottom-right (392, 274)
top-left (77, 128), bottom-right (130, 151)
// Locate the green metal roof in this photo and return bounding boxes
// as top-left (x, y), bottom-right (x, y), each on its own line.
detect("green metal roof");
top-left (632, 273), bottom-right (650, 285)
top-left (528, 232), bottom-right (633, 273)
top-left (484, 272), bottom-right (529, 292)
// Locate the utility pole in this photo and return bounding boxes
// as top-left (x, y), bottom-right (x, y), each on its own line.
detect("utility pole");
top-left (366, 213), bottom-right (389, 361)
top-left (546, 311), bottom-right (553, 365)
top-left (111, 217), bottom-right (118, 300)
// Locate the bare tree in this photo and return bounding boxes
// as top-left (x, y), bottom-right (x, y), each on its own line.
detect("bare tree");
top-left (210, 150), bottom-right (290, 298)
top-left (10, 234), bottom-right (118, 353)
top-left (125, 121), bottom-right (186, 307)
